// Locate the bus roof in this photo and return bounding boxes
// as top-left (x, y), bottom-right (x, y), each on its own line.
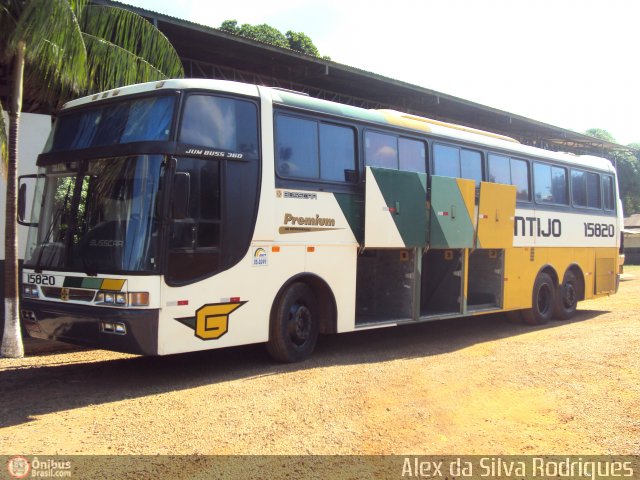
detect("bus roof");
top-left (63, 78), bottom-right (614, 174)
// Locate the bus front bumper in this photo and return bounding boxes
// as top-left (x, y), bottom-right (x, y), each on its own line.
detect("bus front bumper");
top-left (21, 299), bottom-right (159, 355)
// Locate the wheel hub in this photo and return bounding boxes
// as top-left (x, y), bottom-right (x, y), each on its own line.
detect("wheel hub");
top-left (288, 303), bottom-right (311, 346)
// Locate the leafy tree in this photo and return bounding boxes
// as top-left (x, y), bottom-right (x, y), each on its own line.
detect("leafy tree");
top-left (238, 23), bottom-right (288, 49)
top-left (219, 19), bottom-right (324, 57)
top-left (584, 129), bottom-right (640, 215)
top-left (585, 128), bottom-right (616, 143)
top-left (616, 145), bottom-right (640, 215)
top-left (219, 19), bottom-right (239, 34)
top-left (286, 30), bottom-right (319, 57)
top-left (0, 0), bottom-right (184, 358)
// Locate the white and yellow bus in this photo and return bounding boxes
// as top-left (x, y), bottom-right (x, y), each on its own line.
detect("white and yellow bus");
top-left (19, 79), bottom-right (622, 362)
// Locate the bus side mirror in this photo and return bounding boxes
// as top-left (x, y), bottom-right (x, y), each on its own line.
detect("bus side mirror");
top-left (172, 172), bottom-right (190, 219)
top-left (18, 183), bottom-right (27, 222)
top-left (17, 174), bottom-right (41, 226)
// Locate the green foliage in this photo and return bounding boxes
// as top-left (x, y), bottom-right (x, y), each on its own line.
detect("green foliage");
top-left (585, 128), bottom-right (616, 143)
top-left (286, 30), bottom-right (319, 57)
top-left (219, 19), bottom-right (324, 58)
top-left (584, 129), bottom-right (640, 215)
top-left (615, 148), bottom-right (640, 215)
top-left (237, 23), bottom-right (288, 49)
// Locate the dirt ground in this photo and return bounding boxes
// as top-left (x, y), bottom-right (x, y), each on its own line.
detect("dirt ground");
top-left (1, 266), bottom-right (639, 462)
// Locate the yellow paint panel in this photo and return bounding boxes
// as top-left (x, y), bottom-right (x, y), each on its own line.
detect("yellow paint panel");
top-left (455, 177), bottom-right (476, 221)
top-left (476, 182), bottom-right (516, 249)
top-left (502, 247), bottom-right (536, 310)
top-left (595, 257), bottom-right (616, 294)
top-left (101, 279), bottom-right (126, 291)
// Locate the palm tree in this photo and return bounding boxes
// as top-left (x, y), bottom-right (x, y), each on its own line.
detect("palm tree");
top-left (0, 0), bottom-right (184, 357)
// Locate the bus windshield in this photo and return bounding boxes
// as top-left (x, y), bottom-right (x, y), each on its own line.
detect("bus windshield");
top-left (24, 155), bottom-right (164, 274)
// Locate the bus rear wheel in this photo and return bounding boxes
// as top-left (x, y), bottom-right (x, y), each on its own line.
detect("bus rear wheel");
top-left (267, 282), bottom-right (319, 363)
top-left (521, 272), bottom-right (556, 325)
top-left (553, 270), bottom-right (579, 320)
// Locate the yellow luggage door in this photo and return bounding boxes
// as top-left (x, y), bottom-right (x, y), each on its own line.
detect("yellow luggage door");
top-left (476, 182), bottom-right (516, 249)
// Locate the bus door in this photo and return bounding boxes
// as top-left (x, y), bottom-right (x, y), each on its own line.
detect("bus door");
top-left (420, 175), bottom-right (475, 316)
top-left (356, 167), bottom-right (427, 325)
top-left (466, 182), bottom-right (516, 312)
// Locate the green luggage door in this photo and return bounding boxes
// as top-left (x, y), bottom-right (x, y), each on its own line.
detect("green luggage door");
top-left (428, 175), bottom-right (476, 248)
top-left (364, 167), bottom-right (428, 248)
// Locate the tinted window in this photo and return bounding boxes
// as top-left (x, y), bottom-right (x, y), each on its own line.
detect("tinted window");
top-left (511, 159), bottom-right (530, 201)
top-left (571, 170), bottom-right (586, 207)
top-left (275, 114), bottom-right (356, 183)
top-left (488, 154), bottom-right (511, 185)
top-left (275, 115), bottom-right (319, 179)
top-left (603, 175), bottom-right (615, 211)
top-left (488, 154), bottom-right (530, 201)
top-left (399, 138), bottom-right (426, 173)
top-left (534, 163), bottom-right (568, 205)
top-left (365, 131), bottom-right (398, 169)
top-left (48, 95), bottom-right (175, 152)
top-left (433, 144), bottom-right (459, 177)
top-left (586, 172), bottom-right (601, 208)
top-left (167, 158), bottom-right (222, 283)
top-left (460, 149), bottom-right (482, 185)
top-left (572, 169), bottom-right (601, 209)
top-left (179, 95), bottom-right (258, 158)
top-left (319, 123), bottom-right (356, 182)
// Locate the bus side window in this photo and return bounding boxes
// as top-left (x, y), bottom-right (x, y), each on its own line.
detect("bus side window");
top-left (572, 169), bottom-right (601, 209)
top-left (489, 153), bottom-right (530, 201)
top-left (275, 115), bottom-right (319, 179)
top-left (433, 144), bottom-right (460, 178)
top-left (603, 175), bottom-right (615, 211)
top-left (399, 138), bottom-right (426, 173)
top-left (319, 123), bottom-right (357, 182)
top-left (365, 131), bottom-right (398, 169)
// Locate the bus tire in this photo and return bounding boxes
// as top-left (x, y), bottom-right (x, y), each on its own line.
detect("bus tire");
top-left (267, 282), bottom-right (319, 363)
top-left (521, 272), bottom-right (555, 325)
top-left (553, 270), bottom-right (579, 320)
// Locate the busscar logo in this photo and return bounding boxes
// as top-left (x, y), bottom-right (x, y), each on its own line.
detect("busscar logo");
top-left (7, 456), bottom-right (30, 479)
top-left (278, 213), bottom-right (341, 234)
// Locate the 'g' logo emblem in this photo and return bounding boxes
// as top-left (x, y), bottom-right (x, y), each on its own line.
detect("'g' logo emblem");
top-left (195, 302), bottom-right (245, 340)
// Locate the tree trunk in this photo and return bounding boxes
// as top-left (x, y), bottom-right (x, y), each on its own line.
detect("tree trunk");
top-left (1, 42), bottom-right (26, 358)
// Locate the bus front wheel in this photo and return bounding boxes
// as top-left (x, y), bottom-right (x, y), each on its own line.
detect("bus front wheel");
top-left (521, 272), bottom-right (556, 325)
top-left (267, 282), bottom-right (319, 363)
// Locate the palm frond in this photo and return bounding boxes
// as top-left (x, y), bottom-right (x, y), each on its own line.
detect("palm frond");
top-left (10, 0), bottom-right (88, 102)
top-left (79, 4), bottom-right (183, 93)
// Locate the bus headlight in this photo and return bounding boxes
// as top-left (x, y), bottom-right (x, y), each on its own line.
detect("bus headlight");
top-left (95, 291), bottom-right (149, 306)
top-left (23, 284), bottom-right (39, 298)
